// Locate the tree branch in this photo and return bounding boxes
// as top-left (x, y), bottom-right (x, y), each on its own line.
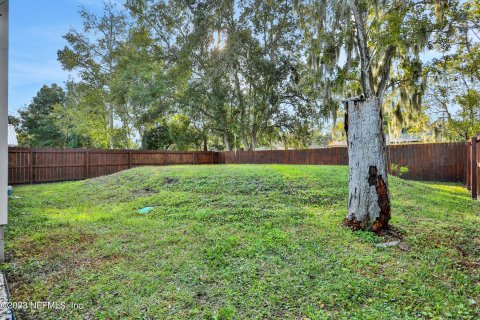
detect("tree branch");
top-left (349, 0), bottom-right (374, 98)
top-left (376, 45), bottom-right (396, 99)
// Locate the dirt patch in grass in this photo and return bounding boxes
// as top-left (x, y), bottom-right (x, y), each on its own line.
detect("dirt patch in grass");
top-left (164, 176), bottom-right (179, 185)
top-left (12, 232), bottom-right (96, 260)
top-left (138, 186), bottom-right (158, 195)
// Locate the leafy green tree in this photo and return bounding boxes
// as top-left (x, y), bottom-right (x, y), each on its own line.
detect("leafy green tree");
top-left (441, 90), bottom-right (480, 140)
top-left (141, 120), bottom-right (172, 150)
top-left (52, 82), bottom-right (110, 148)
top-left (57, 1), bottom-right (130, 148)
top-left (111, 26), bottom-right (176, 146)
top-left (127, 0), bottom-right (316, 151)
top-left (141, 115), bottom-right (203, 151)
top-left (18, 84), bottom-right (66, 147)
top-left (46, 0), bottom-right (472, 170)
top-left (423, 0), bottom-right (480, 141)
top-left (168, 114), bottom-right (203, 151)
top-left (7, 115), bottom-right (19, 127)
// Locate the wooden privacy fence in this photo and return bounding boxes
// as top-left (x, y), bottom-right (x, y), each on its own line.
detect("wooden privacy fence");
top-left (8, 142), bottom-right (465, 184)
top-left (466, 135), bottom-right (479, 199)
top-left (219, 143), bottom-right (466, 182)
top-left (8, 148), bottom-right (218, 184)
top-left (219, 147), bottom-right (349, 166)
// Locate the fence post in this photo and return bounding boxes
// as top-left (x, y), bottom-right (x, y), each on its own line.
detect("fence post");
top-left (466, 140), bottom-right (471, 190)
top-left (29, 149), bottom-right (33, 184)
top-left (471, 137), bottom-right (477, 199)
top-left (85, 150), bottom-right (90, 179)
top-left (128, 151), bottom-right (132, 169)
top-left (84, 150), bottom-right (88, 179)
top-left (477, 135), bottom-right (480, 199)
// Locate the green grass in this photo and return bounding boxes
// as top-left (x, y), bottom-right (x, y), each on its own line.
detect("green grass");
top-left (3, 165), bottom-right (480, 319)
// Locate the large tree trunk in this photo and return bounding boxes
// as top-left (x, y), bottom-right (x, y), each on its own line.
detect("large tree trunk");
top-left (203, 135), bottom-right (208, 151)
top-left (233, 69), bottom-right (249, 151)
top-left (250, 134), bottom-right (256, 151)
top-left (107, 103), bottom-right (115, 149)
top-left (344, 97), bottom-right (391, 232)
top-left (223, 129), bottom-right (231, 151)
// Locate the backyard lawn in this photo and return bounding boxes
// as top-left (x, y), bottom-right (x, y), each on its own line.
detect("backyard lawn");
top-left (3, 165), bottom-right (479, 319)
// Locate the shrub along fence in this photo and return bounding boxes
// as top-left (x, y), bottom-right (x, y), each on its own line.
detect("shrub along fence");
top-left (466, 134), bottom-right (479, 199)
top-left (8, 142), bottom-right (465, 185)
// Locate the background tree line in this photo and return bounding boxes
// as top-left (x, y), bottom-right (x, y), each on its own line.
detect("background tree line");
top-left (8, 0), bottom-right (480, 150)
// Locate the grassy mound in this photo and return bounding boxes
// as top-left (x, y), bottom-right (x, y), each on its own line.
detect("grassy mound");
top-left (4, 165), bottom-right (480, 319)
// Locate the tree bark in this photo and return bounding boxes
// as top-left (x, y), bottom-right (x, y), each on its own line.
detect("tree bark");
top-left (233, 68), bottom-right (249, 151)
top-left (350, 0), bottom-right (374, 97)
top-left (107, 102), bottom-right (115, 149)
top-left (250, 137), bottom-right (256, 151)
top-left (223, 129), bottom-right (231, 151)
top-left (344, 97), bottom-right (391, 232)
top-left (203, 135), bottom-right (208, 151)
top-left (241, 136), bottom-right (249, 151)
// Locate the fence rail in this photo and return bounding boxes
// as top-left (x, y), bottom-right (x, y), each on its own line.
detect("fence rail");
top-left (8, 142), bottom-right (466, 185)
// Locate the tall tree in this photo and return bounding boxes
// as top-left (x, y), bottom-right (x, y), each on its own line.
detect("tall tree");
top-left (127, 0), bottom-right (316, 151)
top-left (424, 0), bottom-right (480, 141)
top-left (141, 119), bottom-right (172, 150)
top-left (18, 84), bottom-right (66, 147)
top-left (52, 81), bottom-right (110, 148)
top-left (111, 25), bottom-right (178, 146)
top-left (296, 0), bottom-right (447, 231)
top-left (57, 1), bottom-right (130, 148)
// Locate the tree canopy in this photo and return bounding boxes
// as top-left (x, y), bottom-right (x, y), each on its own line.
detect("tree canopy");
top-left (10, 0), bottom-right (480, 149)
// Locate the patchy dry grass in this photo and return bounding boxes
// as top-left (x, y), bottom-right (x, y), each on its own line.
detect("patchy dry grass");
top-left (3, 165), bottom-right (480, 319)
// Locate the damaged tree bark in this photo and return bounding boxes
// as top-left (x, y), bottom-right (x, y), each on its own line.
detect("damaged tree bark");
top-left (344, 97), bottom-right (391, 232)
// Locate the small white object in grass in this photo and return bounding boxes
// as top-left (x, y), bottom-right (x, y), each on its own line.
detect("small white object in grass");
top-left (376, 241), bottom-right (400, 248)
